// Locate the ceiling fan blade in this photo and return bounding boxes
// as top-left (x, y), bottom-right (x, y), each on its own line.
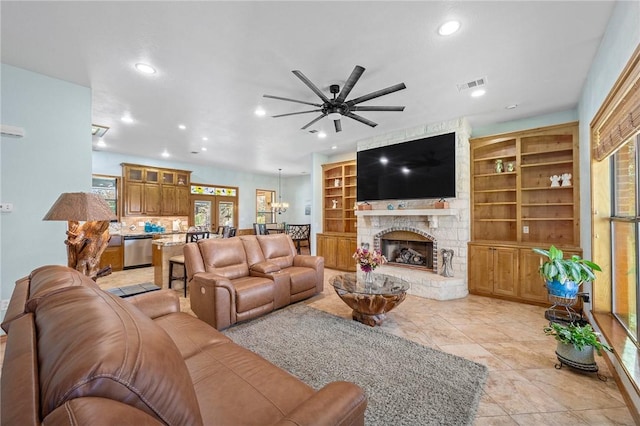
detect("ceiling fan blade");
top-left (301, 113), bottom-right (327, 130)
top-left (351, 106), bottom-right (405, 112)
top-left (345, 112), bottom-right (378, 128)
top-left (347, 83), bottom-right (407, 106)
top-left (334, 119), bottom-right (342, 133)
top-left (335, 65), bottom-right (365, 104)
top-left (292, 70), bottom-right (331, 103)
top-left (263, 94), bottom-right (323, 107)
top-left (272, 109), bottom-right (323, 118)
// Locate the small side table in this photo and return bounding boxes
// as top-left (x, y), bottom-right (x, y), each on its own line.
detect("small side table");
top-left (330, 273), bottom-right (408, 326)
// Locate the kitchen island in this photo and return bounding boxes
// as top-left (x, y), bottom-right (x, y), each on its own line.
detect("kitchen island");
top-left (152, 234), bottom-right (187, 289)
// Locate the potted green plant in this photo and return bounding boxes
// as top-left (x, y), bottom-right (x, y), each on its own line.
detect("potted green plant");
top-left (544, 322), bottom-right (612, 371)
top-left (532, 245), bottom-right (602, 298)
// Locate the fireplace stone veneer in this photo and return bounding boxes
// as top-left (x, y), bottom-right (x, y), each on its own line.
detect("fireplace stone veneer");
top-left (354, 118), bottom-right (471, 301)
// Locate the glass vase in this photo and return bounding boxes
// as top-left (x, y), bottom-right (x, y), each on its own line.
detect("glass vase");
top-left (364, 270), bottom-right (374, 285)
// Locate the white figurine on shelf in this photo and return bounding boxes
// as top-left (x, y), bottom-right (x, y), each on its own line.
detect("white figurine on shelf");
top-left (332, 199), bottom-right (338, 209)
top-left (561, 173), bottom-right (572, 187)
top-left (550, 175), bottom-right (561, 187)
top-left (334, 178), bottom-right (341, 187)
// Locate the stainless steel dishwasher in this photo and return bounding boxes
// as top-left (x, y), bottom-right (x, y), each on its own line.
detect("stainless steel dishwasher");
top-left (123, 235), bottom-right (153, 269)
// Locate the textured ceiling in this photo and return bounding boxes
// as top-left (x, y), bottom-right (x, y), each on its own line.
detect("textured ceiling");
top-left (1, 1), bottom-right (614, 177)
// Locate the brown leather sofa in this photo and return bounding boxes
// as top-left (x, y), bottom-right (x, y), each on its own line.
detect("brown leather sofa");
top-left (1, 265), bottom-right (366, 425)
top-left (184, 234), bottom-right (324, 330)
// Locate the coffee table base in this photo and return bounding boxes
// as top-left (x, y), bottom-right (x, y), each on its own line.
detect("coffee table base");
top-left (352, 310), bottom-right (386, 326)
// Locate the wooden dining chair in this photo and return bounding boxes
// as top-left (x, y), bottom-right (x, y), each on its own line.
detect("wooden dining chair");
top-left (168, 231), bottom-right (210, 297)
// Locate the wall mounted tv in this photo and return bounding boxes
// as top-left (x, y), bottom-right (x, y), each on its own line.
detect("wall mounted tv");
top-left (357, 132), bottom-right (456, 201)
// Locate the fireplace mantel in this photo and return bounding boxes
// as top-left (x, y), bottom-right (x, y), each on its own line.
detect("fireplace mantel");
top-left (355, 209), bottom-right (458, 228)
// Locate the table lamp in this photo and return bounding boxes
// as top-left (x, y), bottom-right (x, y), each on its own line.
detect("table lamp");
top-left (43, 192), bottom-right (116, 280)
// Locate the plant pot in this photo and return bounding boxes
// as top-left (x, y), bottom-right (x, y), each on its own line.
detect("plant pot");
top-left (546, 279), bottom-right (579, 299)
top-left (555, 341), bottom-right (598, 372)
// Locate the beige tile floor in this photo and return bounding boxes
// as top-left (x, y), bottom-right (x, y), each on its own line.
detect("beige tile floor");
top-left (2, 267), bottom-right (636, 425)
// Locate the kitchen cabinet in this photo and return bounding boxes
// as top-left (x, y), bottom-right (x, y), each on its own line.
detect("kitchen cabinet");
top-left (122, 163), bottom-right (191, 216)
top-left (317, 233), bottom-right (356, 271)
top-left (100, 235), bottom-right (123, 272)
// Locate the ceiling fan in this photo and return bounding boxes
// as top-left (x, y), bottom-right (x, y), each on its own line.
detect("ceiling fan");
top-left (263, 65), bottom-right (406, 133)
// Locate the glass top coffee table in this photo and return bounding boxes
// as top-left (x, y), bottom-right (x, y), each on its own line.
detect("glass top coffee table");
top-left (330, 273), bottom-right (409, 327)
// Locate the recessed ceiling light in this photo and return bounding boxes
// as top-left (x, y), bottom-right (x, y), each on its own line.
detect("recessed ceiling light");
top-left (134, 63), bottom-right (156, 74)
top-left (438, 20), bottom-right (460, 36)
top-left (202, 137), bottom-right (208, 141)
top-left (331, 145), bottom-right (338, 150)
top-left (161, 150), bottom-right (170, 158)
top-left (121, 115), bottom-right (133, 123)
top-left (178, 124), bottom-right (186, 130)
top-left (96, 139), bottom-right (106, 148)
top-left (380, 157), bottom-right (389, 165)
top-left (505, 104), bottom-right (518, 110)
top-left (201, 147), bottom-right (208, 151)
top-left (318, 131), bottom-right (327, 139)
top-left (471, 89), bottom-right (486, 98)
top-left (255, 107), bottom-right (266, 116)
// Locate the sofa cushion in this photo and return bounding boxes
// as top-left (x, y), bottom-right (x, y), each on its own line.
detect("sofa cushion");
top-left (233, 276), bottom-right (275, 313)
top-left (186, 342), bottom-right (315, 426)
top-left (153, 312), bottom-right (232, 359)
top-left (286, 266), bottom-right (318, 294)
top-left (199, 238), bottom-right (250, 279)
top-left (35, 286), bottom-right (203, 425)
top-left (257, 234), bottom-right (295, 269)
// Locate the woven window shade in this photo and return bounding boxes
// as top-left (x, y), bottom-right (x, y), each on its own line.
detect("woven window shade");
top-left (592, 43), bottom-right (640, 162)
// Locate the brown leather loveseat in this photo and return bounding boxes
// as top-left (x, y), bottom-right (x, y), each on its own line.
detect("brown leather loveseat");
top-left (1, 265), bottom-right (366, 425)
top-left (184, 233), bottom-right (324, 330)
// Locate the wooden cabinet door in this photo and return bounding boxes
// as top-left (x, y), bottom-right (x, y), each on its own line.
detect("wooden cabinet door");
top-left (176, 187), bottom-right (190, 216)
top-left (100, 246), bottom-right (123, 272)
top-left (144, 184), bottom-right (161, 215)
top-left (125, 182), bottom-right (144, 215)
top-left (336, 237), bottom-right (357, 271)
top-left (161, 185), bottom-right (176, 215)
top-left (518, 249), bottom-right (548, 303)
top-left (468, 245), bottom-right (493, 294)
top-left (492, 247), bottom-right (518, 297)
top-left (317, 235), bottom-right (338, 269)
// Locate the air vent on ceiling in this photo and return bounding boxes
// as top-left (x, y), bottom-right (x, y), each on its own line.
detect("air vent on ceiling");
top-left (308, 129), bottom-right (318, 134)
top-left (457, 77), bottom-right (487, 92)
top-left (91, 124), bottom-right (109, 137)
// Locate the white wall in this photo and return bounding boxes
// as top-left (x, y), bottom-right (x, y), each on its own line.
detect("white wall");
top-left (1, 64), bottom-right (92, 321)
top-left (471, 109), bottom-right (578, 138)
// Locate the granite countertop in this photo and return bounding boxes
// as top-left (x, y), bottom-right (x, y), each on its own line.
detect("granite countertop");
top-left (151, 234), bottom-right (188, 247)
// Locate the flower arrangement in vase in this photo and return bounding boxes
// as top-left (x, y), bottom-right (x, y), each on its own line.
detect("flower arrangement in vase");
top-left (353, 247), bottom-right (387, 284)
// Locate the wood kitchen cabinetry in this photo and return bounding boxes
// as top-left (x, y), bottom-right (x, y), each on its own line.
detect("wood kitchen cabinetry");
top-left (317, 160), bottom-right (358, 271)
top-left (122, 164), bottom-right (191, 216)
top-left (99, 235), bottom-right (123, 272)
top-left (469, 122), bottom-right (581, 305)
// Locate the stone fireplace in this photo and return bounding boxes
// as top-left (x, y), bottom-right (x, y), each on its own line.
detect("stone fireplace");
top-left (353, 118), bottom-right (471, 300)
top-left (375, 227), bottom-right (437, 271)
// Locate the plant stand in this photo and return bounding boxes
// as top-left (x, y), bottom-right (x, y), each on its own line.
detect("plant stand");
top-left (545, 293), bottom-right (588, 326)
top-left (554, 342), bottom-right (607, 381)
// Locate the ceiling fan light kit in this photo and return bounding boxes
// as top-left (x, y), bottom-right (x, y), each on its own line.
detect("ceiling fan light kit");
top-left (264, 65), bottom-right (406, 133)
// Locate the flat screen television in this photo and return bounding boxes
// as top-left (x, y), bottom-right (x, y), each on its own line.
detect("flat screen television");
top-left (357, 132), bottom-right (456, 201)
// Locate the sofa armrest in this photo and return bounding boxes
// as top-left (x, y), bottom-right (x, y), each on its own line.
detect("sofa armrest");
top-left (293, 255), bottom-right (323, 271)
top-left (272, 381), bottom-right (366, 426)
top-left (250, 261), bottom-right (281, 274)
top-left (125, 289), bottom-right (180, 319)
top-left (191, 272), bottom-right (237, 330)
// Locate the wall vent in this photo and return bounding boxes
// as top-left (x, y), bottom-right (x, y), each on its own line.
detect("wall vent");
top-left (457, 77), bottom-right (487, 92)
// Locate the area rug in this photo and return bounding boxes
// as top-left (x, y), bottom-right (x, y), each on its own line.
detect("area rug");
top-left (223, 303), bottom-right (488, 425)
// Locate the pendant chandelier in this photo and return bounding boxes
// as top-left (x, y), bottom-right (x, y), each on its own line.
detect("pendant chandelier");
top-left (272, 168), bottom-right (289, 214)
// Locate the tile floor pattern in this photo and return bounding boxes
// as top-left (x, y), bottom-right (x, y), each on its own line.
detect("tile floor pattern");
top-left (1, 267), bottom-right (636, 425)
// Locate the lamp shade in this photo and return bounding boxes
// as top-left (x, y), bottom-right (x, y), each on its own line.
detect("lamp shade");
top-left (43, 192), bottom-right (116, 221)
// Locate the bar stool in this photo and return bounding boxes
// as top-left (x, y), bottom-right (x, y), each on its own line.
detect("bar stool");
top-left (169, 231), bottom-right (210, 297)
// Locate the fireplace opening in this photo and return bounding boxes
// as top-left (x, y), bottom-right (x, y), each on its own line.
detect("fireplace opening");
top-left (379, 230), bottom-right (435, 271)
